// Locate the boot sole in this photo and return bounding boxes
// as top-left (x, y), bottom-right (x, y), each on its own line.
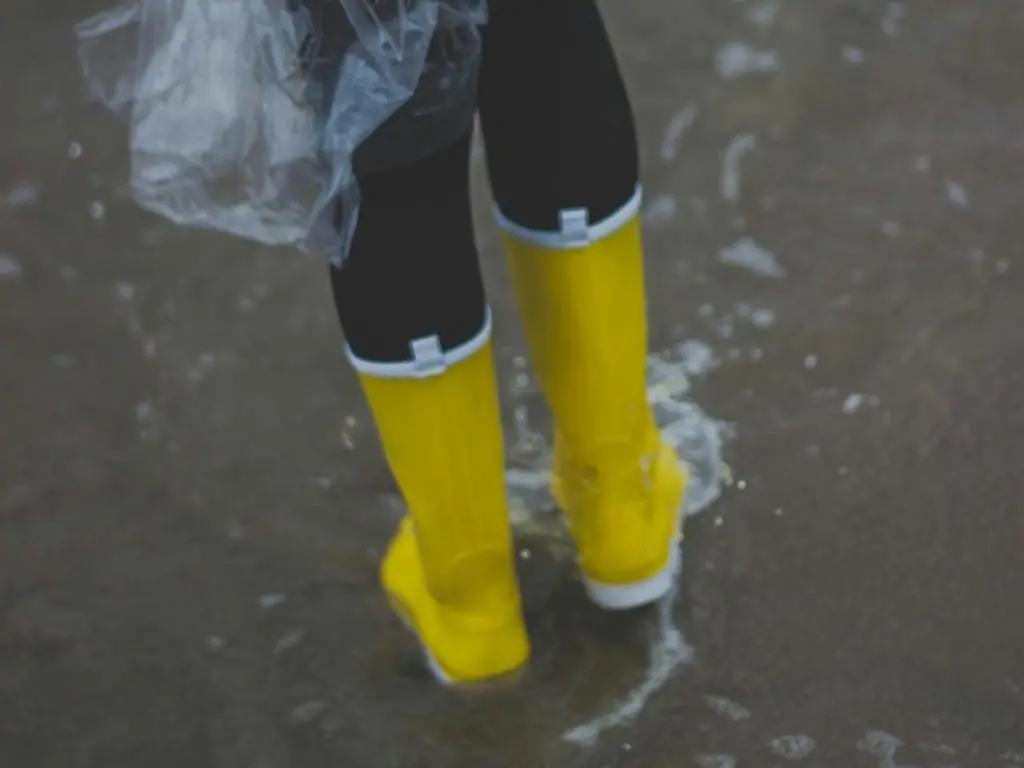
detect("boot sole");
top-left (574, 457), bottom-right (688, 611)
top-left (581, 544), bottom-right (682, 610)
top-left (387, 596), bottom-right (528, 689)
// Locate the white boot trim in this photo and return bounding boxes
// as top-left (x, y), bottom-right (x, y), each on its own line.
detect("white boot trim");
top-left (492, 185), bottom-right (643, 249)
top-left (346, 307), bottom-right (492, 379)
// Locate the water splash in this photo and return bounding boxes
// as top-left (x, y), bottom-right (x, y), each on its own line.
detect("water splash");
top-left (504, 343), bottom-right (730, 745)
top-left (882, 2), bottom-right (906, 37)
top-left (842, 45), bottom-right (865, 65)
top-left (945, 181), bottom-right (969, 208)
top-left (506, 342), bottom-right (728, 525)
top-left (718, 237), bottom-right (786, 278)
top-left (290, 700), bottom-right (327, 724)
top-left (0, 255), bottom-right (23, 281)
top-left (715, 42), bottom-right (780, 79)
top-left (858, 730), bottom-right (910, 768)
top-left (258, 592), bottom-right (287, 610)
top-left (3, 181), bottom-right (41, 209)
top-left (643, 194), bottom-right (679, 227)
top-left (273, 629), bottom-right (305, 656)
top-left (747, 0), bottom-right (779, 29)
top-left (563, 599), bottom-right (694, 746)
top-left (842, 393), bottom-right (865, 414)
top-left (734, 302), bottom-right (777, 330)
top-left (660, 103), bottom-right (699, 162)
top-left (721, 134), bottom-right (757, 204)
top-left (706, 695), bottom-right (752, 721)
top-left (770, 735), bottom-right (817, 760)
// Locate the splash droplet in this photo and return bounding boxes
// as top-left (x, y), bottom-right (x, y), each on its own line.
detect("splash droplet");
top-left (0, 255), bottom-right (23, 280)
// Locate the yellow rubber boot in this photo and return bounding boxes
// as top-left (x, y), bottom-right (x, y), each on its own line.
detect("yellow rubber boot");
top-left (358, 340), bottom-right (530, 685)
top-left (503, 212), bottom-right (687, 610)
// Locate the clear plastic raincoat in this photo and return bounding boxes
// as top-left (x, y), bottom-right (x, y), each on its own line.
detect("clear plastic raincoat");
top-left (76, 0), bottom-right (487, 264)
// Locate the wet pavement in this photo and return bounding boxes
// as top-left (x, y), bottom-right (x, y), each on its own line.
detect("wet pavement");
top-left (4, 1), bottom-right (1024, 766)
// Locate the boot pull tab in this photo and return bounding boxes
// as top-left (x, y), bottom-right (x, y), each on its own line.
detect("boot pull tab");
top-left (559, 207), bottom-right (591, 247)
top-left (410, 335), bottom-right (447, 376)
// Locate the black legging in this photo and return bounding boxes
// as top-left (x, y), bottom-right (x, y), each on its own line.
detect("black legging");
top-left (330, 0), bottom-right (639, 366)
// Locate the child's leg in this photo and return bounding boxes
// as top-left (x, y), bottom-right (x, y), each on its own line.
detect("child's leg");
top-left (329, 133), bottom-right (528, 685)
top-left (330, 133), bottom-right (486, 364)
top-left (478, 0), bottom-right (687, 610)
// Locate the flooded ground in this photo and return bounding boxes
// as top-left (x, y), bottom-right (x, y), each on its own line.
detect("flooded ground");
top-left (4, 1), bottom-right (1024, 766)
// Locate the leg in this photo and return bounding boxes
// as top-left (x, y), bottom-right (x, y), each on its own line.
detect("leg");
top-left (330, 132), bottom-right (529, 684)
top-left (478, 0), bottom-right (687, 609)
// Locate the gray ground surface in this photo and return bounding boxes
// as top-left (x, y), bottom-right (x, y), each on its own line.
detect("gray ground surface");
top-left (4, 1), bottom-right (1024, 766)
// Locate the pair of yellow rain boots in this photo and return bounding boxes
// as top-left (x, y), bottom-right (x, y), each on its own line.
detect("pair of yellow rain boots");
top-left (356, 209), bottom-right (687, 686)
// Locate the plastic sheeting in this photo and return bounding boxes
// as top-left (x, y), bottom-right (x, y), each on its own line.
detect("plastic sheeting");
top-left (76, 0), bottom-right (487, 264)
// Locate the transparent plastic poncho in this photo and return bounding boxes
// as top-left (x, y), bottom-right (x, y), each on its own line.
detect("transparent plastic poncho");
top-left (76, 0), bottom-right (486, 265)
